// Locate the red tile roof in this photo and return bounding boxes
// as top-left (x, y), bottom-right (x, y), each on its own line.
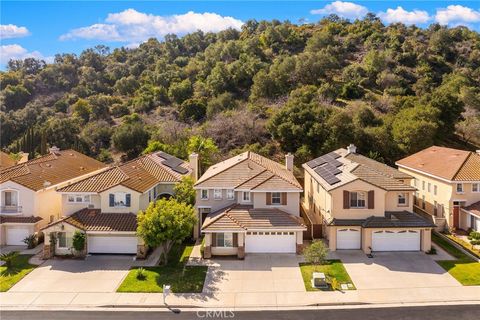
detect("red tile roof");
top-left (0, 215), bottom-right (42, 224)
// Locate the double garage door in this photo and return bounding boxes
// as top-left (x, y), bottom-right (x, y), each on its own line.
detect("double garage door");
top-left (336, 228), bottom-right (421, 251)
top-left (87, 235), bottom-right (137, 254)
top-left (245, 232), bottom-right (296, 253)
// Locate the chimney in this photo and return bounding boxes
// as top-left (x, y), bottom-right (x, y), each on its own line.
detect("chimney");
top-left (285, 153), bottom-right (294, 172)
top-left (476, 150), bottom-right (480, 155)
top-left (347, 144), bottom-right (357, 154)
top-left (49, 146), bottom-right (60, 154)
top-left (189, 152), bottom-right (199, 182)
top-left (18, 152), bottom-right (29, 164)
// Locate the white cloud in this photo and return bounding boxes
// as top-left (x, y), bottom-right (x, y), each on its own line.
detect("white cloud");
top-left (310, 1), bottom-right (368, 20)
top-left (379, 7), bottom-right (430, 25)
top-left (0, 24), bottom-right (30, 39)
top-left (0, 44), bottom-right (53, 64)
top-left (60, 9), bottom-right (244, 42)
top-left (435, 5), bottom-right (480, 26)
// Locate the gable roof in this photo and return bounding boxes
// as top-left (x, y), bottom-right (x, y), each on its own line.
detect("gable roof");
top-left (195, 151), bottom-right (302, 191)
top-left (304, 147), bottom-right (415, 191)
top-left (0, 152), bottom-right (16, 170)
top-left (202, 204), bottom-right (306, 232)
top-left (0, 150), bottom-right (107, 191)
top-left (396, 146), bottom-right (480, 181)
top-left (41, 208), bottom-right (137, 232)
top-left (58, 151), bottom-right (192, 194)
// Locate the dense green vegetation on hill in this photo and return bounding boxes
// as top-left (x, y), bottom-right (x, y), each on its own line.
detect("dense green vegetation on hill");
top-left (1, 15), bottom-right (480, 166)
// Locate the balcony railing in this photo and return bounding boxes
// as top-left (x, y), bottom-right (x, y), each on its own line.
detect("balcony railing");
top-left (0, 205), bottom-right (23, 214)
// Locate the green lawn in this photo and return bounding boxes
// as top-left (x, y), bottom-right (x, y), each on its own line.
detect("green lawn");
top-left (299, 260), bottom-right (356, 291)
top-left (0, 255), bottom-right (36, 292)
top-left (117, 243), bottom-right (208, 293)
top-left (432, 233), bottom-right (480, 286)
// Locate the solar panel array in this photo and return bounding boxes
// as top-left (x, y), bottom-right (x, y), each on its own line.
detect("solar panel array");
top-left (157, 151), bottom-right (190, 174)
top-left (307, 152), bottom-right (342, 185)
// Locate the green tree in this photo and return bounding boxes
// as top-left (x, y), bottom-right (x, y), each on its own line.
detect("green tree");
top-left (168, 79), bottom-right (193, 104)
top-left (112, 123), bottom-right (150, 159)
top-left (179, 98), bottom-right (206, 122)
top-left (303, 240), bottom-right (329, 270)
top-left (173, 176), bottom-right (196, 206)
top-left (187, 135), bottom-right (219, 170)
top-left (137, 198), bottom-right (196, 265)
top-left (72, 99), bottom-right (91, 123)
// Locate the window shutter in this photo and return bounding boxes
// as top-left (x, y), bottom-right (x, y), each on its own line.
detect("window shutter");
top-left (266, 192), bottom-right (272, 205)
top-left (281, 192), bottom-right (287, 205)
top-left (368, 190), bottom-right (374, 209)
top-left (343, 191), bottom-right (350, 209)
top-left (211, 233), bottom-right (217, 247)
top-left (233, 233), bottom-right (238, 247)
top-left (126, 194), bottom-right (131, 207)
top-left (109, 194), bottom-right (114, 207)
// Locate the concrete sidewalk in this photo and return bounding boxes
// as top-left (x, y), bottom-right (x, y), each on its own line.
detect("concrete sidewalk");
top-left (1, 285), bottom-right (479, 309)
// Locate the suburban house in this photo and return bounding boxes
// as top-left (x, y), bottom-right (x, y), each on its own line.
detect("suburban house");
top-left (195, 151), bottom-right (306, 259)
top-left (41, 151), bottom-right (197, 258)
top-left (396, 146), bottom-right (480, 232)
top-left (303, 144), bottom-right (435, 253)
top-left (0, 148), bottom-right (107, 245)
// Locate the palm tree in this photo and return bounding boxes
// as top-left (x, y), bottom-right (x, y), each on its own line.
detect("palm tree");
top-left (0, 251), bottom-right (19, 269)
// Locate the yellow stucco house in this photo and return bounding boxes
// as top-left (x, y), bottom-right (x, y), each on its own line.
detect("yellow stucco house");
top-left (303, 144), bottom-right (435, 254)
top-left (396, 146), bottom-right (480, 232)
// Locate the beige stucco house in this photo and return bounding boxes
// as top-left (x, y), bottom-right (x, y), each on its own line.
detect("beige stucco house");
top-left (396, 146), bottom-right (480, 232)
top-left (195, 151), bottom-right (306, 259)
top-left (303, 144), bottom-right (434, 254)
top-left (41, 151), bottom-right (196, 259)
top-left (0, 148), bottom-right (107, 246)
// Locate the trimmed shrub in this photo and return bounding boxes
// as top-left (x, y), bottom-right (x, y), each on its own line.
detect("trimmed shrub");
top-left (136, 268), bottom-right (147, 280)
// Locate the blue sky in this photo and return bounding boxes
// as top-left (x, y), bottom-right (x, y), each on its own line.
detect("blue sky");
top-left (1, 1), bottom-right (480, 67)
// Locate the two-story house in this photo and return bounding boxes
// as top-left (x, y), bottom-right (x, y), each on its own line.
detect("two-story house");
top-left (0, 148), bottom-right (107, 245)
top-left (40, 151), bottom-right (196, 258)
top-left (195, 151), bottom-right (306, 259)
top-left (396, 146), bottom-right (480, 232)
top-left (303, 144), bottom-right (434, 254)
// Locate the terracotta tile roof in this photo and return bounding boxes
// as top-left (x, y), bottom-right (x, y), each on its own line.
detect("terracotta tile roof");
top-left (0, 150), bottom-right (107, 191)
top-left (0, 152), bottom-right (16, 170)
top-left (58, 151), bottom-right (192, 193)
top-left (304, 147), bottom-right (414, 191)
top-left (0, 215), bottom-right (42, 224)
top-left (202, 204), bottom-right (306, 231)
top-left (396, 146), bottom-right (480, 181)
top-left (42, 208), bottom-right (137, 232)
top-left (327, 211), bottom-right (435, 228)
top-left (196, 151), bottom-right (302, 191)
top-left (463, 201), bottom-right (480, 217)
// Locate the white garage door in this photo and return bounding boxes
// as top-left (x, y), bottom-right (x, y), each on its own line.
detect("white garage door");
top-left (337, 228), bottom-right (361, 249)
top-left (372, 230), bottom-right (420, 251)
top-left (6, 227), bottom-right (30, 245)
top-left (88, 235), bottom-right (137, 254)
top-left (245, 232), bottom-right (296, 253)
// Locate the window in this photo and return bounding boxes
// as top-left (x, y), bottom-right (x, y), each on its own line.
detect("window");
top-left (271, 192), bottom-right (281, 205)
top-left (350, 192), bottom-right (366, 208)
top-left (242, 191), bottom-right (251, 202)
top-left (413, 179), bottom-right (417, 187)
top-left (422, 195), bottom-right (426, 209)
top-left (213, 189), bottom-right (222, 200)
top-left (434, 185), bottom-right (438, 195)
top-left (226, 189), bottom-right (234, 200)
top-left (428, 183), bottom-right (431, 193)
top-left (434, 201), bottom-right (438, 216)
top-left (57, 232), bottom-right (67, 248)
top-left (422, 181), bottom-right (425, 190)
top-left (216, 233), bottom-right (233, 247)
top-left (200, 189), bottom-right (208, 200)
top-left (456, 183), bottom-right (464, 193)
top-left (109, 192), bottom-right (130, 207)
top-left (316, 181), bottom-right (320, 193)
top-left (398, 193), bottom-right (408, 206)
top-left (471, 183), bottom-right (479, 192)
top-left (414, 192), bottom-right (419, 205)
top-left (67, 194), bottom-right (90, 203)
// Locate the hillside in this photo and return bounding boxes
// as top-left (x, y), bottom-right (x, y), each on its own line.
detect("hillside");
top-left (1, 16), bottom-right (479, 167)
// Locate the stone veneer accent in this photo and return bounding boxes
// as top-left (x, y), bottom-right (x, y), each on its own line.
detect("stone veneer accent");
top-left (43, 244), bottom-right (54, 259)
top-left (296, 243), bottom-right (304, 254)
top-left (204, 245), bottom-right (212, 259)
top-left (137, 244), bottom-right (148, 259)
top-left (237, 246), bottom-right (245, 259)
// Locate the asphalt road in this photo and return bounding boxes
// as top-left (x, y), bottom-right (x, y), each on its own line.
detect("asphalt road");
top-left (2, 305), bottom-right (479, 320)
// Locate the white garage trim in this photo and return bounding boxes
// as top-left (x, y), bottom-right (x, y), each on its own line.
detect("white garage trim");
top-left (336, 228), bottom-right (361, 249)
top-left (6, 227), bottom-right (30, 245)
top-left (87, 234), bottom-right (138, 254)
top-left (372, 229), bottom-right (420, 251)
top-left (245, 231), bottom-right (296, 253)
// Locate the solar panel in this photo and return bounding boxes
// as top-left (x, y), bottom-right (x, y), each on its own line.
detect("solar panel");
top-left (157, 151), bottom-right (173, 160)
top-left (326, 152), bottom-right (341, 159)
top-left (172, 166), bottom-right (189, 174)
top-left (306, 157), bottom-right (327, 168)
top-left (156, 151), bottom-right (189, 175)
top-left (164, 157), bottom-right (184, 168)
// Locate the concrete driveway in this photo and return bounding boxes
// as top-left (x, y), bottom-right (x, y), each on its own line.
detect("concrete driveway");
top-left (10, 255), bottom-right (133, 293)
top-left (332, 251), bottom-right (461, 289)
top-left (203, 254), bottom-right (305, 294)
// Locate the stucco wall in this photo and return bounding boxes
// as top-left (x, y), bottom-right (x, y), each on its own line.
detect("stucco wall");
top-left (252, 192), bottom-right (300, 215)
top-left (385, 191), bottom-right (414, 212)
top-left (0, 181), bottom-right (36, 218)
top-left (99, 185), bottom-right (141, 213)
top-left (60, 194), bottom-right (101, 216)
top-left (195, 189), bottom-right (238, 212)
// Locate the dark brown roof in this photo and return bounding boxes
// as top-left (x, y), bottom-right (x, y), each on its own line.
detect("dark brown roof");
top-left (328, 211), bottom-right (435, 228)
top-left (42, 208), bottom-right (137, 232)
top-left (0, 215), bottom-right (42, 224)
top-left (463, 201), bottom-right (480, 217)
top-left (202, 204), bottom-right (306, 231)
top-left (0, 150), bottom-right (107, 191)
top-left (58, 151), bottom-right (191, 193)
